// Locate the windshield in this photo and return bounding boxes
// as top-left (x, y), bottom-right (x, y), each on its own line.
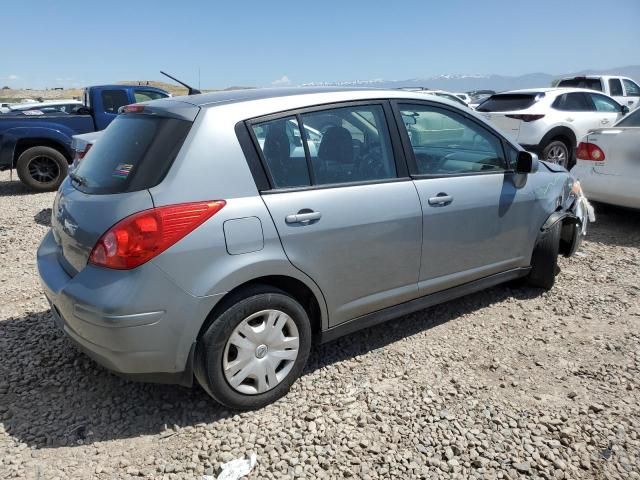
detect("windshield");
top-left (73, 114), bottom-right (192, 194)
top-left (557, 78), bottom-right (603, 91)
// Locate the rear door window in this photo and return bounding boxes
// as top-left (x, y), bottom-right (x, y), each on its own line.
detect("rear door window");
top-left (552, 93), bottom-right (592, 111)
top-left (250, 104), bottom-right (397, 188)
top-left (608, 79), bottom-right (623, 96)
top-left (101, 89), bottom-right (130, 114)
top-left (72, 114), bottom-right (192, 194)
top-left (476, 94), bottom-right (541, 112)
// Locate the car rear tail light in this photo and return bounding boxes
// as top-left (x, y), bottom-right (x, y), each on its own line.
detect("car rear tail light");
top-left (576, 142), bottom-right (606, 162)
top-left (89, 201), bottom-right (226, 270)
top-left (74, 143), bottom-right (92, 162)
top-left (505, 114), bottom-right (545, 122)
top-left (121, 104), bottom-right (145, 113)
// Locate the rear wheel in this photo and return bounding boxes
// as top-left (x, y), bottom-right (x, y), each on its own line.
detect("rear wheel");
top-left (16, 146), bottom-right (68, 191)
top-left (527, 221), bottom-right (561, 290)
top-left (195, 285), bottom-right (312, 410)
top-left (542, 140), bottom-right (571, 168)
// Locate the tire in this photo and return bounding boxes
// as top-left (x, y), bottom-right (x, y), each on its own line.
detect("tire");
top-left (16, 146), bottom-right (68, 192)
top-left (527, 221), bottom-right (561, 290)
top-left (194, 285), bottom-right (312, 410)
top-left (541, 140), bottom-right (571, 169)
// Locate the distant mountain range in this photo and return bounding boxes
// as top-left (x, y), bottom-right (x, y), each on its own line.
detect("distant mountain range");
top-left (301, 65), bottom-right (640, 93)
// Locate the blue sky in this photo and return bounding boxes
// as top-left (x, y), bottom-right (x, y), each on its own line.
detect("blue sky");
top-left (1, 0), bottom-right (639, 89)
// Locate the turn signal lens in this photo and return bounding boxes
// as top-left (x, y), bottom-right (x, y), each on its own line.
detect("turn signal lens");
top-left (89, 201), bottom-right (226, 269)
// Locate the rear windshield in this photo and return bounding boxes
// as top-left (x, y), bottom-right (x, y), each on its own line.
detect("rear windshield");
top-left (557, 78), bottom-right (603, 91)
top-left (476, 94), bottom-right (541, 112)
top-left (616, 108), bottom-right (640, 127)
top-left (72, 114), bottom-right (192, 194)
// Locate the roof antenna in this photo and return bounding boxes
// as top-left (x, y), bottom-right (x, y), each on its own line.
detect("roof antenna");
top-left (160, 71), bottom-right (201, 95)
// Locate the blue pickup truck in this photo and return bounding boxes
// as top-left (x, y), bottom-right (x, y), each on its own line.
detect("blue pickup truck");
top-left (0, 84), bottom-right (169, 191)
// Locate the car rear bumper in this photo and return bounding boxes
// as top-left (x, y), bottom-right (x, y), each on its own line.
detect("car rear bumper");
top-left (37, 230), bottom-right (224, 385)
top-left (571, 164), bottom-right (640, 209)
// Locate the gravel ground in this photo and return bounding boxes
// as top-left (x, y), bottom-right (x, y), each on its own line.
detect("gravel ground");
top-left (0, 170), bottom-right (638, 480)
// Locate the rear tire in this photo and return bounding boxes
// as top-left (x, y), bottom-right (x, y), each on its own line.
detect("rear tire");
top-left (542, 140), bottom-right (571, 169)
top-left (16, 146), bottom-right (68, 192)
top-left (194, 285), bottom-right (312, 410)
top-left (527, 221), bottom-right (561, 290)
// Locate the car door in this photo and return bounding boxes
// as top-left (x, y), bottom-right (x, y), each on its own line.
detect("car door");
top-left (393, 101), bottom-right (538, 296)
top-left (587, 92), bottom-right (624, 130)
top-left (249, 102), bottom-right (423, 326)
top-left (607, 78), bottom-right (625, 106)
top-left (552, 92), bottom-right (602, 141)
top-left (622, 79), bottom-right (640, 110)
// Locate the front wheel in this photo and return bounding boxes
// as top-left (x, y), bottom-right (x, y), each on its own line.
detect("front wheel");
top-left (195, 285), bottom-right (312, 410)
top-left (16, 146), bottom-right (68, 192)
top-left (542, 140), bottom-right (571, 168)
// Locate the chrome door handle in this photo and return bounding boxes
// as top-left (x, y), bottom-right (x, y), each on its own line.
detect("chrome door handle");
top-left (601, 119), bottom-right (610, 124)
top-left (285, 211), bottom-right (322, 224)
top-left (428, 194), bottom-right (453, 206)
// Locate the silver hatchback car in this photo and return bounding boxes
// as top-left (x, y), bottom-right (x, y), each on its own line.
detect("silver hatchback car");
top-left (38, 88), bottom-right (589, 409)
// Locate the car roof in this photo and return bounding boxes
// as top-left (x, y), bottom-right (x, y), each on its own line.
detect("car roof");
top-left (162, 86), bottom-right (469, 110)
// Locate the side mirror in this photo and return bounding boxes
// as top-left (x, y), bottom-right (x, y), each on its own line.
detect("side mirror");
top-left (515, 151), bottom-right (539, 174)
top-left (621, 105), bottom-right (630, 115)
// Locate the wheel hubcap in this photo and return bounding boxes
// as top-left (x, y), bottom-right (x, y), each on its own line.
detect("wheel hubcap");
top-left (223, 309), bottom-right (300, 395)
top-left (546, 146), bottom-right (567, 167)
top-left (28, 156), bottom-right (60, 184)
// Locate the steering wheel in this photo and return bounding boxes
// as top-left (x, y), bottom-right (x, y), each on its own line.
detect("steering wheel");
top-left (356, 143), bottom-right (386, 179)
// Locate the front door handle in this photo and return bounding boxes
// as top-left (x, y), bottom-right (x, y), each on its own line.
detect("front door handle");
top-left (428, 194), bottom-right (454, 206)
top-left (285, 211), bottom-right (322, 224)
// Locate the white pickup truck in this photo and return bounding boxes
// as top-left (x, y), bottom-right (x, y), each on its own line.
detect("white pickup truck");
top-left (557, 75), bottom-right (640, 110)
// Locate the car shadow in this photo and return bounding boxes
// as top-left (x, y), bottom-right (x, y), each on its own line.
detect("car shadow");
top-left (0, 178), bottom-right (35, 197)
top-left (0, 285), bottom-right (543, 449)
top-left (587, 202), bottom-right (640, 248)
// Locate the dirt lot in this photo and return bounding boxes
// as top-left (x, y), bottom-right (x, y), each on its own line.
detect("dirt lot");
top-left (0, 170), bottom-right (638, 480)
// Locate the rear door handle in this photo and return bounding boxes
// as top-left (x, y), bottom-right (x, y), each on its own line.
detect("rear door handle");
top-left (601, 119), bottom-right (610, 125)
top-left (285, 211), bottom-right (322, 224)
top-left (428, 194), bottom-right (454, 206)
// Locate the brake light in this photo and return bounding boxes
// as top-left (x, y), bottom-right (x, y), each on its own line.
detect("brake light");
top-left (89, 201), bottom-right (226, 269)
top-left (505, 114), bottom-right (545, 122)
top-left (576, 142), bottom-right (606, 162)
top-left (122, 104), bottom-right (145, 113)
top-left (74, 143), bottom-right (92, 162)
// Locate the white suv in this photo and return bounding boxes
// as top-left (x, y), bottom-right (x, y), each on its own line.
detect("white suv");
top-left (476, 88), bottom-right (629, 168)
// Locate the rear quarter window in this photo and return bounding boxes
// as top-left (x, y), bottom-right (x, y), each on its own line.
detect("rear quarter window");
top-left (476, 94), bottom-right (541, 112)
top-left (72, 114), bottom-right (192, 194)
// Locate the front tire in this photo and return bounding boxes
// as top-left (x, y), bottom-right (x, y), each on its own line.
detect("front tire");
top-left (16, 146), bottom-right (68, 192)
top-left (542, 140), bottom-right (571, 168)
top-left (527, 221), bottom-right (561, 290)
top-left (195, 285), bottom-right (312, 410)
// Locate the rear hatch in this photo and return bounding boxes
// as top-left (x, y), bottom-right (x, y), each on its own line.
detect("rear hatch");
top-left (475, 93), bottom-right (545, 141)
top-left (51, 103), bottom-right (198, 276)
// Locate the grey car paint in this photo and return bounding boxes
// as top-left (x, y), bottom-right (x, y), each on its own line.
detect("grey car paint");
top-left (37, 87), bottom-right (585, 386)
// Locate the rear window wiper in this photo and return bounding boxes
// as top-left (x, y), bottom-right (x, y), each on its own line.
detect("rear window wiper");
top-left (69, 171), bottom-right (88, 187)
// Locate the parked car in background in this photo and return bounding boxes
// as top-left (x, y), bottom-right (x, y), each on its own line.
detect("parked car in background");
top-left (557, 75), bottom-right (640, 111)
top-left (3, 100), bottom-right (82, 115)
top-left (0, 102), bottom-right (13, 113)
top-left (468, 90), bottom-right (496, 109)
top-left (476, 88), bottom-right (628, 168)
top-left (70, 131), bottom-right (101, 169)
top-left (0, 84), bottom-right (169, 191)
top-left (38, 87), bottom-right (590, 410)
top-left (571, 106), bottom-right (640, 209)
top-left (398, 88), bottom-right (468, 107)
